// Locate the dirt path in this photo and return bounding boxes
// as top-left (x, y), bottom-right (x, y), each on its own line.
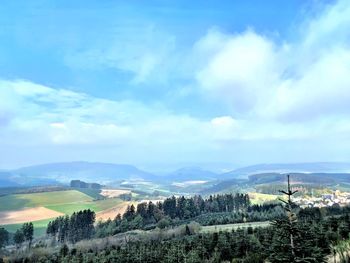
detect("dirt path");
top-left (0, 207), bottom-right (64, 225)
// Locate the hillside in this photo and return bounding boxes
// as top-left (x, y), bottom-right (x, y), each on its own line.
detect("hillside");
top-left (0, 162), bottom-right (157, 186)
top-left (163, 167), bottom-right (218, 181)
top-left (221, 162), bottom-right (350, 179)
top-left (200, 172), bottom-right (350, 194)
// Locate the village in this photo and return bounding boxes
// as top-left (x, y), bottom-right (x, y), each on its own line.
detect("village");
top-left (292, 190), bottom-right (350, 208)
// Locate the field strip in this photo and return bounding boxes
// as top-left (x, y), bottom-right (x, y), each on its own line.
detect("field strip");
top-left (100, 189), bottom-right (131, 198)
top-left (200, 221), bottom-right (271, 233)
top-left (96, 202), bottom-right (132, 221)
top-left (0, 206), bottom-right (64, 225)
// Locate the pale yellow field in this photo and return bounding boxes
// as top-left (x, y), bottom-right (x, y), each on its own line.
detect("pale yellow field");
top-left (0, 206), bottom-right (63, 225)
top-left (96, 202), bottom-right (131, 221)
top-left (248, 192), bottom-right (279, 204)
top-left (100, 189), bottom-right (131, 198)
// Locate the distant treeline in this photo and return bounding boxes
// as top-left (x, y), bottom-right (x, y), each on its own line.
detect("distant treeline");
top-left (70, 180), bottom-right (102, 189)
top-left (7, 206), bottom-right (350, 263)
top-left (96, 194), bottom-right (280, 236)
top-left (126, 193), bottom-right (250, 222)
top-left (0, 186), bottom-right (68, 197)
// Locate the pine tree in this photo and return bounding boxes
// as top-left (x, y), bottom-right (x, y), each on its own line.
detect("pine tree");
top-left (269, 175), bottom-right (327, 263)
top-left (0, 227), bottom-right (9, 249)
top-left (13, 229), bottom-right (25, 249)
top-left (22, 222), bottom-right (34, 248)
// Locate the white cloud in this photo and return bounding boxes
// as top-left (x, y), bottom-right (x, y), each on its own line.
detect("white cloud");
top-left (2, 0), bottom-right (350, 167)
top-left (195, 0), bottom-right (350, 123)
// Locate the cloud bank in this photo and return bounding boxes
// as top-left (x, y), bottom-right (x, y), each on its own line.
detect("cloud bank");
top-left (1, 0), bottom-right (350, 168)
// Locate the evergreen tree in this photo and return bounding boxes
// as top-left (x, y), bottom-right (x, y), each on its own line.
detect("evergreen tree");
top-left (269, 175), bottom-right (327, 263)
top-left (13, 229), bottom-right (25, 249)
top-left (0, 227), bottom-right (9, 249)
top-left (22, 222), bottom-right (34, 248)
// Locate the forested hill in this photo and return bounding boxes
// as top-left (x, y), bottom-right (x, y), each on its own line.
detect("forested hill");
top-left (201, 172), bottom-right (350, 194)
top-left (248, 172), bottom-right (350, 184)
top-left (220, 162), bottom-right (350, 179)
top-left (4, 192), bottom-right (350, 262)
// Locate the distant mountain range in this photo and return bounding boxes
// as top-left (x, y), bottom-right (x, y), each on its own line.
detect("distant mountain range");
top-left (1, 161), bottom-right (350, 188)
top-left (0, 162), bottom-right (156, 186)
top-left (163, 167), bottom-right (218, 182)
top-left (221, 162), bottom-right (350, 179)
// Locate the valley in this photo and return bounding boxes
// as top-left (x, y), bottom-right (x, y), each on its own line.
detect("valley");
top-left (1, 161), bottom-right (350, 238)
top-left (0, 188), bottom-right (129, 236)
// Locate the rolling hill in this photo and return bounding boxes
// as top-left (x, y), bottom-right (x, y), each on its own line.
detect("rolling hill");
top-left (0, 162), bottom-right (157, 186)
top-left (163, 167), bottom-right (218, 182)
top-left (220, 162), bottom-right (350, 179)
top-left (202, 172), bottom-right (350, 194)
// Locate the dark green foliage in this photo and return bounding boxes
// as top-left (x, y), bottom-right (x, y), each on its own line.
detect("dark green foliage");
top-left (47, 209), bottom-right (95, 243)
top-left (0, 227), bottom-right (9, 248)
top-left (9, 206), bottom-right (350, 263)
top-left (102, 193), bottom-right (252, 236)
top-left (268, 175), bottom-right (327, 263)
top-left (22, 222), bottom-right (34, 247)
top-left (60, 244), bottom-right (69, 257)
top-left (13, 229), bottom-right (24, 248)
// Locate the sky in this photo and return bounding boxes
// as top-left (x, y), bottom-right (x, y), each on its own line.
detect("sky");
top-left (1, 0), bottom-right (350, 171)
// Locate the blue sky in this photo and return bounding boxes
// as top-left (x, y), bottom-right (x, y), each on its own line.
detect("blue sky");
top-left (1, 0), bottom-right (350, 171)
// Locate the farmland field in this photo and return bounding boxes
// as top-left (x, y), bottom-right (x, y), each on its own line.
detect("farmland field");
top-left (248, 192), bottom-right (279, 204)
top-left (0, 190), bottom-right (93, 211)
top-left (2, 218), bottom-right (52, 237)
top-left (0, 189), bottom-right (128, 236)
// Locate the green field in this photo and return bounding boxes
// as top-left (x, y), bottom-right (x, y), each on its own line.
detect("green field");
top-left (0, 189), bottom-right (123, 213)
top-left (0, 190), bottom-right (93, 212)
top-left (45, 197), bottom-right (123, 214)
top-left (0, 190), bottom-right (124, 237)
top-left (200, 221), bottom-right (270, 233)
top-left (72, 188), bottom-right (104, 200)
top-left (2, 218), bottom-right (51, 237)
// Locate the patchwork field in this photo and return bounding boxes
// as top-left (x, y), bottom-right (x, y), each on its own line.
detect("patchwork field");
top-left (0, 189), bottom-right (129, 236)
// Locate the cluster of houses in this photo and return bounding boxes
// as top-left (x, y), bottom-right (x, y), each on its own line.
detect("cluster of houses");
top-left (292, 190), bottom-right (350, 208)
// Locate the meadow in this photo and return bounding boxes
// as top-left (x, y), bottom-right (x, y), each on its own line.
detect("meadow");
top-left (2, 218), bottom-right (52, 237)
top-left (248, 192), bottom-right (279, 204)
top-left (0, 189), bottom-right (126, 236)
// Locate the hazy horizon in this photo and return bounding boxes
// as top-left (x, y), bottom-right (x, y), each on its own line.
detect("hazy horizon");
top-left (1, 0), bottom-right (350, 170)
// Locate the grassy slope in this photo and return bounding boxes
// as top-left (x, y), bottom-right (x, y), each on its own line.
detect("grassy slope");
top-left (74, 188), bottom-right (103, 200)
top-left (0, 190), bottom-right (93, 211)
top-left (2, 218), bottom-right (51, 237)
top-left (0, 190), bottom-right (124, 214)
top-left (0, 190), bottom-right (124, 237)
top-left (45, 197), bottom-right (123, 214)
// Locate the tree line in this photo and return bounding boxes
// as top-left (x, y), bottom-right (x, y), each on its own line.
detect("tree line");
top-left (10, 210), bottom-right (350, 263)
top-left (46, 209), bottom-right (95, 244)
top-left (0, 222), bottom-right (34, 250)
top-left (135, 193), bottom-right (250, 221)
